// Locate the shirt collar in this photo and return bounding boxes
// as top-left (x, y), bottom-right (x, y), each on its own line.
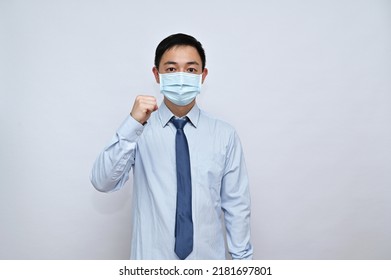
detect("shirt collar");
top-left (158, 101), bottom-right (200, 128)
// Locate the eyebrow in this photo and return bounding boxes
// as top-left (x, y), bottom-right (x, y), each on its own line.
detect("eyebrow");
top-left (163, 61), bottom-right (200, 66)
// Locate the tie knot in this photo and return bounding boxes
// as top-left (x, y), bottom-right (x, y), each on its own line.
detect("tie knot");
top-left (171, 117), bottom-right (188, 130)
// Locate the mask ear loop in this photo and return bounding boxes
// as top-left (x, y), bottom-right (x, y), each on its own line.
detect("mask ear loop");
top-left (155, 73), bottom-right (164, 105)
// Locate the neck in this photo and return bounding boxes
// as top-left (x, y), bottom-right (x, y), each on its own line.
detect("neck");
top-left (164, 98), bottom-right (195, 117)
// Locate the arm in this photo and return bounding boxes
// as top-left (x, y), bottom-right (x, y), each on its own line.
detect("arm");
top-left (90, 116), bottom-right (144, 192)
top-left (90, 95), bottom-right (158, 192)
top-left (221, 131), bottom-right (253, 260)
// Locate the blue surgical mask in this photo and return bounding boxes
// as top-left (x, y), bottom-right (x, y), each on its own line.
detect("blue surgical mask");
top-left (159, 72), bottom-right (202, 106)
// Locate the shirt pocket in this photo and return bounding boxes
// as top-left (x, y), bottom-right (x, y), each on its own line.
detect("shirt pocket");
top-left (194, 151), bottom-right (225, 199)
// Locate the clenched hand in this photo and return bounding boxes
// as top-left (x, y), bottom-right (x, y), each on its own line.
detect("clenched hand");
top-left (130, 95), bottom-right (158, 124)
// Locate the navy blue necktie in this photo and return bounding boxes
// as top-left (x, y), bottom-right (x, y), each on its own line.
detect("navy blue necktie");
top-left (171, 118), bottom-right (193, 260)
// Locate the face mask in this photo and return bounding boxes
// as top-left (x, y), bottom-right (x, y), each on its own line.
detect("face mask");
top-left (159, 72), bottom-right (202, 106)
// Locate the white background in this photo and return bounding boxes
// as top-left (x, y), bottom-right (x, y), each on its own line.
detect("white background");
top-left (1, 0), bottom-right (390, 259)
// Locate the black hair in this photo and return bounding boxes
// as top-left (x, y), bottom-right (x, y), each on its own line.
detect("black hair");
top-left (154, 33), bottom-right (206, 70)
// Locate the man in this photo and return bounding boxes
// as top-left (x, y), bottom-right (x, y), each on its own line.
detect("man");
top-left (90, 33), bottom-right (253, 260)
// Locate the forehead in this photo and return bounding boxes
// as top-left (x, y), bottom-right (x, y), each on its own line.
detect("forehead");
top-left (160, 45), bottom-right (202, 64)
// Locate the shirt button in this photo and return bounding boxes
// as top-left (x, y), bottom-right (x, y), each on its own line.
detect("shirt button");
top-left (136, 130), bottom-right (142, 136)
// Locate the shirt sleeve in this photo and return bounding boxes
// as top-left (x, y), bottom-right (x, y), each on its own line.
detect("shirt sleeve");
top-left (221, 131), bottom-right (253, 260)
top-left (90, 115), bottom-right (145, 193)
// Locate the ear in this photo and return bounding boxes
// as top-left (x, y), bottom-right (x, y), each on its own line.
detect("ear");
top-left (201, 68), bottom-right (208, 84)
top-left (152, 67), bottom-right (160, 83)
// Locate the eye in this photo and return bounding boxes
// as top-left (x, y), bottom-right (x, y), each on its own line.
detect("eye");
top-left (187, 68), bottom-right (198, 73)
top-left (166, 67), bottom-right (176, 72)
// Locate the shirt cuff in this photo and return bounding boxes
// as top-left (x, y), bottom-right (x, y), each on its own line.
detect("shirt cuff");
top-left (116, 115), bottom-right (145, 141)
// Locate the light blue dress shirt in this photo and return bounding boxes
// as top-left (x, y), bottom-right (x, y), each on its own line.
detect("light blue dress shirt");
top-left (90, 102), bottom-right (253, 259)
